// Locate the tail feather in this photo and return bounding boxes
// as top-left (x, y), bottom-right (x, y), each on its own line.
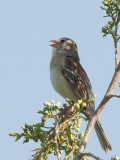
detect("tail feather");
top-left (95, 120), bottom-right (112, 152)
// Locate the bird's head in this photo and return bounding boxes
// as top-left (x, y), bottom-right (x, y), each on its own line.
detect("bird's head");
top-left (49, 38), bottom-right (78, 57)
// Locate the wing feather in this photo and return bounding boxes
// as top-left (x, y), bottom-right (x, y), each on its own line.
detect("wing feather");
top-left (61, 56), bottom-right (94, 100)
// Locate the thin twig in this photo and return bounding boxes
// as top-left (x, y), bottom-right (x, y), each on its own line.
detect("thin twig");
top-left (31, 147), bottom-right (40, 151)
top-left (114, 40), bottom-right (119, 68)
top-left (64, 146), bottom-right (75, 160)
top-left (108, 94), bottom-right (120, 98)
top-left (54, 115), bottom-right (61, 160)
top-left (77, 152), bottom-right (102, 160)
top-left (114, 12), bottom-right (120, 68)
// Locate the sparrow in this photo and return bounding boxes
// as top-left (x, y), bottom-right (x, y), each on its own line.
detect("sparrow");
top-left (49, 37), bottom-right (112, 152)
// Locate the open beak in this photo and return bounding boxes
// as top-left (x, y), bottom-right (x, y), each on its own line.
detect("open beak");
top-left (49, 40), bottom-right (58, 47)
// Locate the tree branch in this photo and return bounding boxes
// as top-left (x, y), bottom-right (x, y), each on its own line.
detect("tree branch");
top-left (54, 115), bottom-right (61, 160)
top-left (75, 152), bottom-right (102, 160)
top-left (114, 12), bottom-right (120, 68)
top-left (74, 9), bottom-right (120, 159)
top-left (109, 94), bottom-right (120, 98)
top-left (74, 62), bottom-right (120, 160)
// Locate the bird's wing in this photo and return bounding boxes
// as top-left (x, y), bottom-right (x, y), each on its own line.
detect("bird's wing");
top-left (61, 56), bottom-right (94, 100)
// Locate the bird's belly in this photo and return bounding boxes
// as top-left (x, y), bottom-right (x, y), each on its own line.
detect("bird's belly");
top-left (50, 68), bottom-right (78, 101)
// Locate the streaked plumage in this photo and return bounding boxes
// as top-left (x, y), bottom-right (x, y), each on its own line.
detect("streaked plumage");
top-left (49, 37), bottom-right (112, 152)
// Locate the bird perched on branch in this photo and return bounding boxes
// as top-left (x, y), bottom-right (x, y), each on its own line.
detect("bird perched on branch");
top-left (49, 37), bottom-right (112, 152)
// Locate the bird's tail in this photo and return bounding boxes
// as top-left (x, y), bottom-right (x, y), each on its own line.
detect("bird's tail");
top-left (94, 120), bottom-right (112, 152)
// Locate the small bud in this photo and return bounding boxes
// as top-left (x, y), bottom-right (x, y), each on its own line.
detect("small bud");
top-left (74, 145), bottom-right (78, 149)
top-left (81, 132), bottom-right (85, 137)
top-left (56, 102), bottom-right (60, 107)
top-left (103, 1), bottom-right (108, 6)
top-left (60, 135), bottom-right (64, 141)
top-left (94, 94), bottom-right (97, 98)
top-left (72, 126), bottom-right (75, 130)
top-left (78, 119), bottom-right (81, 124)
top-left (71, 134), bottom-right (75, 141)
top-left (108, 21), bottom-right (112, 25)
top-left (76, 124), bottom-right (80, 128)
top-left (21, 125), bottom-right (24, 129)
top-left (77, 100), bottom-right (83, 104)
top-left (44, 110), bottom-right (48, 114)
top-left (44, 102), bottom-right (51, 107)
top-left (82, 103), bottom-right (86, 108)
top-left (104, 24), bottom-right (108, 28)
top-left (75, 103), bottom-right (79, 109)
top-left (41, 143), bottom-right (46, 147)
top-left (66, 98), bottom-right (70, 102)
top-left (78, 132), bottom-right (85, 139)
top-left (82, 97), bottom-right (87, 102)
top-left (37, 109), bottom-right (41, 113)
top-left (51, 100), bottom-right (54, 104)
top-left (75, 128), bottom-right (80, 132)
top-left (44, 102), bottom-right (48, 106)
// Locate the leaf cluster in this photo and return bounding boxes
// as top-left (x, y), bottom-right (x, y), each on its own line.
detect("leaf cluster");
top-left (111, 155), bottom-right (120, 160)
top-left (101, 0), bottom-right (120, 39)
top-left (9, 98), bottom-right (94, 160)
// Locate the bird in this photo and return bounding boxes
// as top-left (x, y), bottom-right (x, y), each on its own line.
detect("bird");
top-left (49, 37), bottom-right (112, 152)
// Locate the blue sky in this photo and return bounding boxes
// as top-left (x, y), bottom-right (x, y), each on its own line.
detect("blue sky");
top-left (0, 0), bottom-right (120, 160)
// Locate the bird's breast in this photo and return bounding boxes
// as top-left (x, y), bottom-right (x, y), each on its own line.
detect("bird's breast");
top-left (50, 65), bottom-right (78, 101)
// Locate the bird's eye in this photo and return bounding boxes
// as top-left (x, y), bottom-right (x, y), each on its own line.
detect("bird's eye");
top-left (61, 39), bottom-right (65, 43)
